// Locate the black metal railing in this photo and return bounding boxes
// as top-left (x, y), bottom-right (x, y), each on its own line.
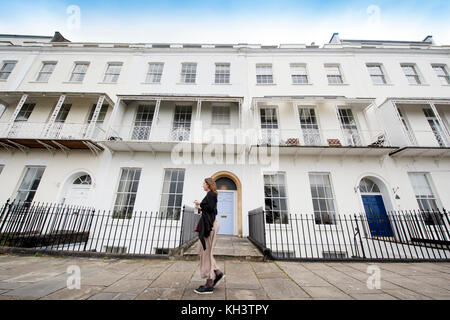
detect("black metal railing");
top-left (248, 207), bottom-right (266, 247)
top-left (0, 200), bottom-right (199, 256)
top-left (179, 205), bottom-right (201, 246)
top-left (248, 208), bottom-right (450, 261)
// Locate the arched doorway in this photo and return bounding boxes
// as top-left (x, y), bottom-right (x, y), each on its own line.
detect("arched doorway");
top-left (61, 173), bottom-right (93, 206)
top-left (359, 177), bottom-right (394, 237)
top-left (212, 171), bottom-right (242, 236)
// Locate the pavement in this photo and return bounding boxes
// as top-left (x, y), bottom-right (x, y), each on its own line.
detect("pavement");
top-left (183, 235), bottom-right (264, 261)
top-left (1, 252), bottom-right (450, 300)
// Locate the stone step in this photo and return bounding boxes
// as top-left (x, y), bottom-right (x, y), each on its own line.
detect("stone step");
top-left (181, 235), bottom-right (265, 262)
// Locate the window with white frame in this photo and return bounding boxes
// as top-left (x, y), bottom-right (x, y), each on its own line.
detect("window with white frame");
top-left (48, 104), bottom-right (72, 138)
top-left (263, 173), bottom-right (288, 224)
top-left (290, 64), bottom-right (309, 84)
top-left (215, 63), bottom-right (230, 84)
top-left (55, 104), bottom-right (71, 123)
top-left (337, 108), bottom-right (362, 146)
top-left (260, 107), bottom-right (279, 144)
top-left (36, 62), bottom-right (56, 82)
top-left (69, 62), bottom-right (89, 82)
top-left (211, 106), bottom-right (230, 125)
top-left (171, 105), bottom-right (192, 141)
top-left (408, 173), bottom-right (443, 225)
top-left (132, 105), bottom-right (155, 140)
top-left (423, 108), bottom-right (448, 147)
top-left (256, 64), bottom-right (273, 84)
top-left (112, 168), bottom-right (142, 219)
top-left (298, 107), bottom-right (321, 145)
top-left (159, 169), bottom-right (185, 220)
top-left (146, 63), bottom-right (164, 83)
top-left (260, 107), bottom-right (278, 129)
top-left (325, 64), bottom-right (343, 84)
top-left (15, 103), bottom-right (35, 122)
top-left (309, 173), bottom-right (337, 225)
top-left (432, 65), bottom-right (450, 85)
top-left (15, 167), bottom-right (45, 205)
top-left (397, 106), bottom-right (417, 145)
top-left (0, 61), bottom-right (17, 80)
top-left (103, 63), bottom-right (122, 83)
top-left (366, 64), bottom-right (387, 84)
top-left (180, 63), bottom-right (197, 83)
top-left (87, 104), bottom-right (109, 125)
top-left (401, 64), bottom-right (422, 85)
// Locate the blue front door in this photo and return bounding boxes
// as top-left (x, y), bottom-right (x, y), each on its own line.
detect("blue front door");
top-left (217, 191), bottom-right (234, 235)
top-left (362, 195), bottom-right (393, 237)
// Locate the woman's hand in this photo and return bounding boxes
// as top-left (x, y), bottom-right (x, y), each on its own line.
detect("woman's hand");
top-left (193, 200), bottom-right (201, 206)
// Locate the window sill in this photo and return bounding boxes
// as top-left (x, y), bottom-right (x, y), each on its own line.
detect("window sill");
top-left (0, 79), bottom-right (7, 82)
top-left (211, 82), bottom-right (232, 85)
top-left (372, 83), bottom-right (394, 86)
top-left (98, 82), bottom-right (119, 84)
top-left (291, 83), bottom-right (313, 85)
top-left (328, 83), bottom-right (349, 86)
top-left (62, 81), bottom-right (84, 84)
top-left (408, 83), bottom-right (430, 86)
top-left (177, 82), bottom-right (197, 85)
top-left (29, 81), bottom-right (49, 83)
top-left (256, 83), bottom-right (276, 86)
top-left (141, 82), bottom-right (161, 85)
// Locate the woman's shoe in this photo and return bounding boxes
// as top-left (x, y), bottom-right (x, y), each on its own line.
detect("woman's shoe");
top-left (194, 285), bottom-right (214, 294)
top-left (213, 272), bottom-right (225, 287)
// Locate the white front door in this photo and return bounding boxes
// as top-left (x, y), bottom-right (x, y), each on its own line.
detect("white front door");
top-left (217, 191), bottom-right (235, 235)
top-left (64, 186), bottom-right (91, 206)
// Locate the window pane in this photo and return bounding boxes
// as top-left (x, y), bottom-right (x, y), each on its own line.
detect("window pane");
top-left (113, 168), bottom-right (141, 219)
top-left (159, 169), bottom-right (185, 220)
top-left (263, 173), bottom-right (288, 224)
top-left (309, 173), bottom-right (336, 224)
top-left (16, 167), bottom-right (45, 204)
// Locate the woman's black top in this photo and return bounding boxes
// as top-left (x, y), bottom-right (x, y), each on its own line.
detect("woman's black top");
top-left (197, 191), bottom-right (217, 250)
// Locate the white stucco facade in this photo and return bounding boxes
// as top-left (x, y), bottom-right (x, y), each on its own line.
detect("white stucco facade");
top-left (0, 32), bottom-right (449, 242)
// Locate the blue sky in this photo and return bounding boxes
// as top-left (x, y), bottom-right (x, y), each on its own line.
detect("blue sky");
top-left (0, 0), bottom-right (449, 45)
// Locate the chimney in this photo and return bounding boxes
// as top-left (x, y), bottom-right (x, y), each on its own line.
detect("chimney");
top-left (51, 31), bottom-right (70, 43)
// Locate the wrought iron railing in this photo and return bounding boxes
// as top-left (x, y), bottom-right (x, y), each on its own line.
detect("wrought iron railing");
top-left (248, 208), bottom-right (450, 261)
top-left (0, 122), bottom-right (104, 140)
top-left (0, 201), bottom-right (199, 256)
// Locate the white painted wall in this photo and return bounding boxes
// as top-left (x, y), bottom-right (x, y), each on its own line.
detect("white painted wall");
top-left (0, 41), bottom-right (449, 238)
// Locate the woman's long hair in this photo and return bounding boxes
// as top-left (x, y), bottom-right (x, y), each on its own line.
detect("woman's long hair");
top-left (204, 177), bottom-right (218, 195)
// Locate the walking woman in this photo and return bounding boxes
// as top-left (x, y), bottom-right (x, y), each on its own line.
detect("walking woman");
top-left (193, 177), bottom-right (225, 294)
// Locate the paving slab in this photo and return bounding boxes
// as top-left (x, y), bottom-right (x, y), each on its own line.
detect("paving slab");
top-left (1, 254), bottom-right (450, 300)
top-left (88, 292), bottom-right (138, 300)
top-left (226, 288), bottom-right (269, 300)
top-left (5, 273), bottom-right (69, 298)
top-left (136, 287), bottom-right (184, 300)
top-left (149, 271), bottom-right (193, 289)
top-left (40, 285), bottom-right (104, 300)
top-left (81, 270), bottom-right (125, 286)
top-left (259, 278), bottom-right (311, 300)
top-left (350, 293), bottom-right (398, 300)
top-left (303, 286), bottom-right (353, 299)
top-left (103, 278), bottom-right (152, 294)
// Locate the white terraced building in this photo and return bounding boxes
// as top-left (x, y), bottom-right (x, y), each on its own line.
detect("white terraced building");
top-left (0, 32), bottom-right (449, 256)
